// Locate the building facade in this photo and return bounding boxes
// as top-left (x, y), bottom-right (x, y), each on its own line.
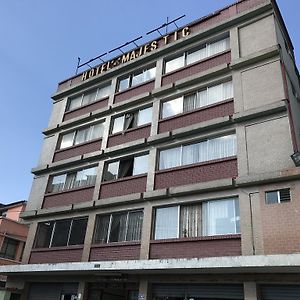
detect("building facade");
top-left (2, 0), bottom-right (300, 299)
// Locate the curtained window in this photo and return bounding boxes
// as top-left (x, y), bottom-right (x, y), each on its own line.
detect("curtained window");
top-left (94, 211), bottom-right (143, 243)
top-left (165, 35), bottom-right (230, 74)
top-left (159, 134), bottom-right (236, 170)
top-left (49, 166), bottom-right (97, 193)
top-left (67, 84), bottom-right (111, 111)
top-left (161, 81), bottom-right (233, 118)
top-left (154, 199), bottom-right (239, 240)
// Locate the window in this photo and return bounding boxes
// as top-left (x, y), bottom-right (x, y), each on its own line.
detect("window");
top-left (49, 166), bottom-right (97, 193)
top-left (162, 81), bottom-right (233, 118)
top-left (59, 122), bottom-right (104, 149)
top-left (265, 188), bottom-right (291, 204)
top-left (34, 217), bottom-right (88, 248)
top-left (159, 134), bottom-right (236, 170)
top-left (0, 237), bottom-right (19, 260)
top-left (67, 84), bottom-right (111, 111)
top-left (103, 154), bottom-right (148, 181)
top-left (94, 210), bottom-right (143, 243)
top-left (118, 66), bottom-right (156, 92)
top-left (165, 36), bottom-right (230, 73)
top-left (111, 107), bottom-right (152, 134)
top-left (154, 198), bottom-right (239, 240)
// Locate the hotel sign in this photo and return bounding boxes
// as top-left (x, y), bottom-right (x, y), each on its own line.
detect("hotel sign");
top-left (82, 27), bottom-right (190, 81)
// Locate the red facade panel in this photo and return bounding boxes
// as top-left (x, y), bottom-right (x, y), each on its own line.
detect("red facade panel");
top-left (89, 242), bottom-right (141, 261)
top-left (149, 235), bottom-right (241, 259)
top-left (99, 175), bottom-right (147, 199)
top-left (107, 125), bottom-right (151, 148)
top-left (154, 158), bottom-right (237, 190)
top-left (63, 97), bottom-right (109, 122)
top-left (158, 100), bottom-right (234, 133)
top-left (29, 247), bottom-right (83, 264)
top-left (161, 51), bottom-right (231, 86)
top-left (42, 186), bottom-right (94, 209)
top-left (237, 0), bottom-right (267, 14)
top-left (114, 80), bottom-right (155, 104)
top-left (53, 139), bottom-right (102, 162)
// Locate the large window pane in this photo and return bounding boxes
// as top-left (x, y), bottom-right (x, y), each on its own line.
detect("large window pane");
top-left (82, 89), bottom-right (97, 106)
top-left (50, 174), bottom-right (66, 193)
top-left (0, 238), bottom-right (18, 260)
top-left (137, 107), bottom-right (152, 126)
top-left (34, 221), bottom-right (54, 248)
top-left (68, 218), bottom-right (88, 245)
top-left (74, 127), bottom-right (90, 145)
top-left (90, 123), bottom-right (104, 140)
top-left (159, 147), bottom-right (181, 169)
top-left (202, 198), bottom-right (239, 236)
top-left (208, 84), bottom-right (223, 105)
top-left (183, 93), bottom-right (197, 113)
top-left (186, 46), bottom-right (207, 65)
top-left (74, 167), bottom-right (97, 187)
top-left (94, 215), bottom-right (110, 243)
top-left (182, 144), bottom-right (199, 165)
top-left (162, 97), bottom-right (183, 118)
top-left (119, 77), bottom-right (130, 92)
top-left (155, 206), bottom-right (179, 239)
top-left (165, 55), bottom-right (184, 73)
top-left (126, 211), bottom-right (143, 241)
top-left (64, 172), bottom-right (77, 190)
top-left (97, 85), bottom-right (111, 99)
top-left (143, 67), bottom-right (156, 81)
top-left (60, 132), bottom-right (75, 149)
top-left (68, 95), bottom-right (82, 111)
top-left (112, 116), bottom-right (125, 134)
top-left (133, 154), bottom-right (148, 175)
top-left (109, 214), bottom-right (127, 242)
top-left (51, 219), bottom-right (71, 247)
top-left (132, 71), bottom-right (144, 87)
top-left (223, 81), bottom-right (233, 99)
top-left (208, 37), bottom-right (230, 56)
top-left (104, 161), bottom-right (119, 181)
top-left (207, 135), bottom-right (236, 161)
top-left (179, 204), bottom-right (201, 238)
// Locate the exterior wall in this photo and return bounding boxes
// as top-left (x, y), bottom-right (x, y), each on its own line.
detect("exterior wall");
top-left (5, 204), bottom-right (25, 222)
top-left (0, 219), bottom-right (28, 239)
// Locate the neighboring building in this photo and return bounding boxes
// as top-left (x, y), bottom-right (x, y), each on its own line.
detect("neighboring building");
top-left (0, 201), bottom-right (28, 295)
top-left (2, 0), bottom-right (300, 299)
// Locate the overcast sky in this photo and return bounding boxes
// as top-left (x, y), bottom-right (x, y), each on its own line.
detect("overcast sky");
top-left (0, 0), bottom-right (299, 204)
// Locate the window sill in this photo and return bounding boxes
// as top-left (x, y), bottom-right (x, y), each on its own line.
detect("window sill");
top-left (109, 123), bottom-right (151, 137)
top-left (55, 138), bottom-right (102, 153)
top-left (115, 79), bottom-right (155, 95)
top-left (160, 98), bottom-right (234, 122)
top-left (64, 96), bottom-right (109, 114)
top-left (45, 184), bottom-right (95, 196)
top-left (162, 49), bottom-right (231, 77)
top-left (91, 241), bottom-right (141, 248)
top-left (156, 156), bottom-right (237, 174)
top-left (150, 234), bottom-right (241, 244)
top-left (31, 244), bottom-right (84, 252)
top-left (0, 256), bottom-right (20, 263)
top-left (102, 173), bottom-right (147, 185)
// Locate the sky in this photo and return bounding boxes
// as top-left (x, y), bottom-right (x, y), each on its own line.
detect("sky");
top-left (0, 0), bottom-right (299, 204)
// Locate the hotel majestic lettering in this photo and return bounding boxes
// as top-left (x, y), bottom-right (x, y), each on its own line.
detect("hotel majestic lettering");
top-left (82, 27), bottom-right (190, 81)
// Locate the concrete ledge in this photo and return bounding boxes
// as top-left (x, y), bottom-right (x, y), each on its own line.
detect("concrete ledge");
top-left (83, 150), bottom-right (104, 160)
top-left (143, 189), bottom-right (168, 200)
top-left (20, 210), bottom-right (37, 219)
top-left (233, 100), bottom-right (286, 122)
top-left (169, 178), bottom-right (234, 197)
top-left (235, 167), bottom-right (300, 186)
top-left (147, 132), bottom-right (171, 145)
top-left (112, 92), bottom-right (151, 111)
top-left (105, 138), bottom-right (147, 156)
top-left (3, 253), bottom-right (300, 275)
top-left (72, 201), bottom-right (95, 211)
top-left (171, 116), bottom-right (232, 139)
top-left (95, 193), bottom-right (143, 208)
top-left (151, 83), bottom-right (174, 97)
top-left (230, 45), bottom-right (280, 70)
top-left (36, 205), bottom-right (73, 217)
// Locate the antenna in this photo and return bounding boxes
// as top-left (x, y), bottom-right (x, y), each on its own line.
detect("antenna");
top-left (108, 36), bottom-right (143, 55)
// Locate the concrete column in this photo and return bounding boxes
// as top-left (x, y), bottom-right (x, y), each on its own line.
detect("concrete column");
top-left (154, 59), bottom-right (164, 89)
top-left (15, 241), bottom-right (25, 262)
top-left (236, 126), bottom-right (248, 178)
top-left (232, 70), bottom-right (244, 113)
top-left (100, 115), bottom-right (112, 150)
top-left (21, 222), bottom-right (38, 264)
top-left (244, 282), bottom-right (258, 300)
top-left (48, 98), bottom-right (67, 129)
top-left (81, 213), bottom-right (97, 262)
top-left (108, 77), bottom-right (118, 107)
top-left (139, 204), bottom-right (153, 260)
top-left (150, 97), bottom-right (160, 137)
top-left (146, 148), bottom-right (157, 192)
top-left (138, 280), bottom-right (150, 300)
top-left (92, 161), bottom-right (105, 201)
top-left (230, 27), bottom-right (240, 60)
top-left (77, 281), bottom-right (87, 300)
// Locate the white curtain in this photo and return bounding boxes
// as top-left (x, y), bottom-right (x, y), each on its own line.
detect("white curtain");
top-left (94, 215), bottom-right (110, 243)
top-left (208, 37), bottom-right (230, 56)
top-left (208, 84), bottom-right (223, 105)
top-left (165, 55), bottom-right (185, 73)
top-left (68, 95), bottom-right (82, 111)
top-left (74, 127), bottom-right (90, 145)
top-left (162, 97), bottom-right (183, 118)
top-left (202, 199), bottom-right (236, 236)
top-left (155, 206), bottom-right (179, 239)
top-left (183, 93), bottom-right (197, 112)
top-left (182, 143), bottom-right (199, 165)
top-left (159, 147), bottom-right (181, 169)
top-left (82, 89), bottom-right (97, 106)
top-left (186, 46), bottom-right (207, 65)
top-left (197, 89), bottom-right (208, 108)
top-left (180, 204), bottom-right (201, 238)
top-left (109, 213), bottom-right (127, 242)
top-left (90, 123), bottom-right (104, 140)
top-left (126, 211), bottom-right (143, 241)
top-left (97, 85), bottom-right (111, 99)
top-left (207, 135), bottom-right (236, 161)
top-left (223, 81), bottom-right (233, 99)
